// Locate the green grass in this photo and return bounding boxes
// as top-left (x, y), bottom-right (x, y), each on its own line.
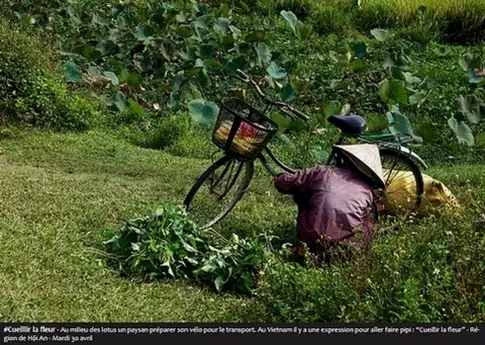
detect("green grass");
top-left (0, 128), bottom-right (298, 322)
top-left (1, 0), bottom-right (484, 322)
top-left (0, 128), bottom-right (484, 321)
top-left (0, 130), bottom-right (267, 321)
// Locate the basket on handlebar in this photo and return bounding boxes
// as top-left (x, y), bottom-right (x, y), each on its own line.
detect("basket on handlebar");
top-left (212, 98), bottom-right (279, 160)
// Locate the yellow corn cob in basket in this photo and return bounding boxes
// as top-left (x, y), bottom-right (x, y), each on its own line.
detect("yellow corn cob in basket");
top-left (214, 120), bottom-right (267, 155)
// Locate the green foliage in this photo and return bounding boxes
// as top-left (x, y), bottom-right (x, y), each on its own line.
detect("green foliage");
top-left (370, 28), bottom-right (394, 42)
top-left (10, 2), bottom-right (301, 126)
top-left (130, 115), bottom-right (192, 151)
top-left (323, 31), bottom-right (428, 141)
top-left (259, 253), bottom-right (358, 322)
top-left (395, 21), bottom-right (440, 45)
top-left (104, 201), bottom-right (267, 294)
top-left (0, 23), bottom-right (101, 130)
top-left (445, 53), bottom-right (485, 146)
top-left (188, 99), bottom-right (219, 126)
top-left (64, 61), bottom-right (83, 83)
top-left (125, 112), bottom-right (214, 159)
top-left (280, 10), bottom-right (313, 40)
top-left (259, 212), bottom-right (485, 322)
top-left (387, 106), bottom-right (422, 142)
top-left (354, 0), bottom-right (485, 44)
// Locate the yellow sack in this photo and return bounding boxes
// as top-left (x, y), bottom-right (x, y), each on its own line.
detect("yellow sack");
top-left (382, 170), bottom-right (460, 216)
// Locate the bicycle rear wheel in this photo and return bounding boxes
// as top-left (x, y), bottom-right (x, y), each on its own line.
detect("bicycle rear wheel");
top-left (378, 148), bottom-right (424, 217)
top-left (184, 155), bottom-right (254, 229)
top-left (328, 146), bottom-right (424, 216)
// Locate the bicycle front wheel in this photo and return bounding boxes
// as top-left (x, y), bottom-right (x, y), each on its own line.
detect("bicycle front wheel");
top-left (184, 155), bottom-right (254, 229)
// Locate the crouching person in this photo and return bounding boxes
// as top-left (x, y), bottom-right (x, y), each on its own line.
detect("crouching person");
top-left (274, 144), bottom-right (385, 259)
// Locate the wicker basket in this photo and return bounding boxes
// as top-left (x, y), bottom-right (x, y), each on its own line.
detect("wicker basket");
top-left (212, 98), bottom-right (279, 159)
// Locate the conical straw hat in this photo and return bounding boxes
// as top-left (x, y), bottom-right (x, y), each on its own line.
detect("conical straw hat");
top-left (334, 144), bottom-right (385, 188)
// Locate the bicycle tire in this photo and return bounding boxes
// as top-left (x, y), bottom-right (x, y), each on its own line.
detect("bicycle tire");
top-left (183, 155), bottom-right (254, 229)
top-left (378, 147), bottom-right (424, 216)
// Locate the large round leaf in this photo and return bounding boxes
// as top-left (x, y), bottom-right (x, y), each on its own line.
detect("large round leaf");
top-left (176, 26), bottom-right (193, 38)
top-left (476, 132), bottom-right (485, 147)
top-left (312, 147), bottom-right (329, 164)
top-left (370, 29), bottom-right (393, 42)
top-left (188, 99), bottom-right (219, 126)
top-left (204, 59), bottom-right (222, 72)
top-left (270, 111), bottom-right (291, 134)
top-left (366, 114), bottom-right (389, 132)
top-left (379, 79), bottom-right (408, 105)
top-left (134, 26), bottom-right (154, 40)
top-left (267, 62), bottom-right (287, 80)
top-left (417, 123), bottom-right (439, 143)
top-left (329, 51), bottom-right (350, 65)
top-left (459, 53), bottom-right (481, 71)
top-left (466, 70), bottom-right (484, 84)
top-left (198, 44), bottom-right (216, 59)
top-left (103, 71), bottom-right (120, 86)
top-left (279, 84), bottom-right (296, 102)
top-left (349, 41), bottom-right (367, 58)
top-left (403, 72), bottom-right (421, 84)
top-left (448, 116), bottom-right (474, 146)
top-left (64, 61), bottom-right (83, 83)
top-left (296, 22), bottom-right (313, 40)
top-left (409, 91), bottom-right (429, 107)
top-left (323, 101), bottom-right (342, 117)
top-left (244, 31), bottom-right (265, 42)
top-left (255, 42), bottom-right (272, 66)
top-left (457, 94), bottom-right (483, 124)
top-left (108, 91), bottom-right (127, 112)
top-left (378, 79), bottom-right (390, 103)
top-left (280, 10), bottom-right (298, 36)
top-left (74, 44), bottom-right (102, 61)
top-left (214, 18), bottom-right (231, 36)
top-left (96, 40), bottom-right (119, 56)
top-left (390, 81), bottom-right (408, 104)
top-left (386, 106), bottom-right (421, 142)
top-left (194, 15), bottom-right (211, 29)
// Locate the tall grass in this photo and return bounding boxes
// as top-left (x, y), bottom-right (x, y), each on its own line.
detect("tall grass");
top-left (358, 0), bottom-right (485, 42)
top-left (259, 0), bottom-right (485, 43)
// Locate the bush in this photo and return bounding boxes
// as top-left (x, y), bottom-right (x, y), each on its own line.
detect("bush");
top-left (0, 23), bottom-right (102, 130)
top-left (126, 113), bottom-right (214, 159)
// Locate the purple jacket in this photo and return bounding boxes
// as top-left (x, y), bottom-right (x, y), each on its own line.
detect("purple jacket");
top-left (274, 165), bottom-right (375, 251)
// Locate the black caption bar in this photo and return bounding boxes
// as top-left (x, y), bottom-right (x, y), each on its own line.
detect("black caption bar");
top-left (1, 324), bottom-right (484, 345)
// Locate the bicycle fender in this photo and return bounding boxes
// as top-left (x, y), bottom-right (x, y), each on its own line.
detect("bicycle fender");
top-left (380, 143), bottom-right (428, 170)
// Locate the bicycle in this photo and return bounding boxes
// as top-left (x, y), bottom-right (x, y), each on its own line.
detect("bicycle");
top-left (184, 69), bottom-right (427, 229)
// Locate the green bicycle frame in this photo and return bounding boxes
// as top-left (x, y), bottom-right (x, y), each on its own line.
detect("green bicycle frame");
top-left (324, 131), bottom-right (428, 171)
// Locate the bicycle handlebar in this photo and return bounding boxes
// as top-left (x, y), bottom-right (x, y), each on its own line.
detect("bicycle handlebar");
top-left (234, 69), bottom-right (310, 121)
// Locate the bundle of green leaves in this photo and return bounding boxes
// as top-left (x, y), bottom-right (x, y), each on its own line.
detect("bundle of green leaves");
top-left (104, 201), bottom-right (267, 295)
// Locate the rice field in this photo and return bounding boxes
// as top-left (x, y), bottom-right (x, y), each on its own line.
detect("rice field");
top-left (259, 0), bottom-right (485, 42)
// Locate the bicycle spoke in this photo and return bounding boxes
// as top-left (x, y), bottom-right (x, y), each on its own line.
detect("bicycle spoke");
top-left (380, 150), bottom-right (423, 216)
top-left (213, 160), bottom-right (235, 196)
top-left (221, 162), bottom-right (244, 198)
top-left (185, 158), bottom-right (253, 228)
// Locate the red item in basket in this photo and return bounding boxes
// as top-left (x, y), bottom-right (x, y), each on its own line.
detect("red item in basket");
top-left (238, 122), bottom-right (259, 138)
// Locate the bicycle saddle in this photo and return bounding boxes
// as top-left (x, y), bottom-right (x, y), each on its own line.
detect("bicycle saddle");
top-left (328, 114), bottom-right (366, 135)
